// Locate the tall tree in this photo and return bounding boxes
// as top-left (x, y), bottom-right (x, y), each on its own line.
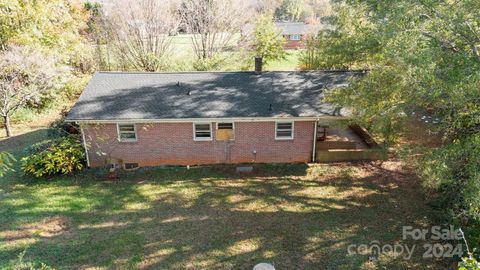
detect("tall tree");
top-left (107, 0), bottom-right (180, 71)
top-left (275, 0), bottom-right (305, 22)
top-left (0, 0), bottom-right (93, 119)
top-left (253, 13), bottom-right (286, 65)
top-left (84, 1), bottom-right (112, 70)
top-left (254, 0), bottom-right (282, 14)
top-left (0, 46), bottom-right (58, 137)
top-left (304, 0), bottom-right (480, 241)
top-left (180, 0), bottom-right (250, 60)
top-left (304, 0), bottom-right (332, 17)
top-left (0, 0), bottom-right (91, 71)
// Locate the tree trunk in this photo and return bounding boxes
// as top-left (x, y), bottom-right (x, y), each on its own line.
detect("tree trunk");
top-left (201, 32), bottom-right (208, 59)
top-left (3, 114), bottom-right (12, 137)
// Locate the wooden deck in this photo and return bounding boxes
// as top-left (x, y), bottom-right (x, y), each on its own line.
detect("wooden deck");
top-left (315, 125), bottom-right (385, 162)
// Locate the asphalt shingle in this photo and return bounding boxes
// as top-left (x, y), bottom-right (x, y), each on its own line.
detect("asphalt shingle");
top-left (274, 22), bottom-right (325, 35)
top-left (66, 71), bottom-right (361, 121)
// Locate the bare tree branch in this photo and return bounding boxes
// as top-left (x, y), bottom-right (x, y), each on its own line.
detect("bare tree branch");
top-left (180, 0), bottom-right (251, 60)
top-left (108, 0), bottom-right (180, 71)
top-left (0, 45), bottom-right (58, 137)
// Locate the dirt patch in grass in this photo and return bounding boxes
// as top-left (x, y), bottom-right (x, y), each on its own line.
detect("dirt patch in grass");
top-left (2, 216), bottom-right (72, 242)
top-left (30, 216), bottom-right (72, 237)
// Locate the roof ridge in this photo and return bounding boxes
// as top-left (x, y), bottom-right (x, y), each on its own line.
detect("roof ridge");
top-left (96, 71), bottom-right (254, 75)
top-left (95, 70), bottom-right (367, 75)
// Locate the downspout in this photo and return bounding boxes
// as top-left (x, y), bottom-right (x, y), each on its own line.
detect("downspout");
top-left (79, 124), bottom-right (90, 168)
top-left (311, 119), bottom-right (318, 162)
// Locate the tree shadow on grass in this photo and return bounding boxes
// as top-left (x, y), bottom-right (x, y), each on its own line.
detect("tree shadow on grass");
top-left (0, 128), bottom-right (49, 155)
top-left (0, 163), bottom-right (450, 270)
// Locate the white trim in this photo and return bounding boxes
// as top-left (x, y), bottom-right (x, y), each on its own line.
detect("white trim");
top-left (193, 122), bottom-right (213, 141)
top-left (290, 34), bottom-right (301, 41)
top-left (117, 123), bottom-right (138, 142)
top-left (79, 125), bottom-right (90, 167)
top-left (275, 121), bottom-right (294, 140)
top-left (66, 116), bottom-right (345, 124)
top-left (216, 121), bottom-right (235, 130)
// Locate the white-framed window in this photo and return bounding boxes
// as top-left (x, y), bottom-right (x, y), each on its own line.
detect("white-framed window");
top-left (117, 123), bottom-right (137, 142)
top-left (290, 34), bottom-right (301, 41)
top-left (216, 122), bottom-right (235, 141)
top-left (193, 122), bottom-right (212, 141)
top-left (275, 121), bottom-right (294, 140)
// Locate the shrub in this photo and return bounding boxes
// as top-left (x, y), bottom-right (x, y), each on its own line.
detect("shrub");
top-left (414, 134), bottom-right (480, 248)
top-left (21, 135), bottom-right (85, 178)
top-left (60, 75), bottom-right (91, 101)
top-left (459, 230), bottom-right (480, 270)
top-left (459, 256), bottom-right (480, 270)
top-left (48, 119), bottom-right (79, 138)
top-left (419, 135), bottom-right (480, 222)
top-left (47, 109), bottom-right (79, 138)
top-left (192, 55), bottom-right (225, 71)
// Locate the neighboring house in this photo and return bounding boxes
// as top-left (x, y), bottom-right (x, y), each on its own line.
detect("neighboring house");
top-left (66, 67), bottom-right (379, 168)
top-left (274, 22), bottom-right (323, 49)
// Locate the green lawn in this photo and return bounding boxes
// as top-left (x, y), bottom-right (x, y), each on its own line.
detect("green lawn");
top-left (90, 34), bottom-right (303, 72)
top-left (163, 34), bottom-right (303, 71)
top-left (0, 130), bottom-right (450, 269)
top-left (266, 50), bottom-right (304, 71)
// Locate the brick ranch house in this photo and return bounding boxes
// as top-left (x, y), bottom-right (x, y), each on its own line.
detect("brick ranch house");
top-left (66, 69), bottom-right (380, 168)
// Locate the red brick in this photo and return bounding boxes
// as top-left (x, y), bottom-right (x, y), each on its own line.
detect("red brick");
top-left (82, 121), bottom-right (315, 167)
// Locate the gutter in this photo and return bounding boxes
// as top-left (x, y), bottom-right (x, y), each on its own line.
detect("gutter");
top-left (65, 116), bottom-right (351, 124)
top-left (79, 124), bottom-right (90, 168)
top-left (311, 119), bottom-right (318, 162)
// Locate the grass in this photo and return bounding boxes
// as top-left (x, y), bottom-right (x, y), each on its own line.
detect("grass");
top-left (0, 113), bottom-right (452, 269)
top-left (0, 30), bottom-right (452, 269)
top-left (1, 128), bottom-right (450, 269)
top-left (266, 50), bottom-right (304, 71)
top-left (114, 34), bottom-right (304, 72)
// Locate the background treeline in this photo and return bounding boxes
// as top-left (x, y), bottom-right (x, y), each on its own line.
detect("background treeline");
top-left (87, 0), bottom-right (330, 72)
top-left (0, 0), bottom-right (330, 138)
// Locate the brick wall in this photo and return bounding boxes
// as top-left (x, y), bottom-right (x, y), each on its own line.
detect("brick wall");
top-left (283, 34), bottom-right (306, 49)
top-left (82, 121), bottom-right (315, 167)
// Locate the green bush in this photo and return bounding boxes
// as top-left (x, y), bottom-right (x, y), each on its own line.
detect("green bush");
top-left (9, 107), bottom-right (40, 123)
top-left (414, 135), bottom-right (480, 248)
top-left (47, 110), bottom-right (80, 138)
top-left (21, 135), bottom-right (85, 178)
top-left (459, 256), bottom-right (480, 270)
top-left (60, 75), bottom-right (91, 100)
top-left (458, 229), bottom-right (480, 270)
top-left (192, 55), bottom-right (225, 71)
top-left (419, 135), bottom-right (480, 221)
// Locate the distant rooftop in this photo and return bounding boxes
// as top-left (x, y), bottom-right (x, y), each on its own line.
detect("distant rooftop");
top-left (274, 22), bottom-right (326, 35)
top-left (66, 71), bottom-right (362, 121)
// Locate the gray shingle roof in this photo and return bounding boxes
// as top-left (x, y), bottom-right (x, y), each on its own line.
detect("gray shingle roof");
top-left (66, 71), bottom-right (361, 121)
